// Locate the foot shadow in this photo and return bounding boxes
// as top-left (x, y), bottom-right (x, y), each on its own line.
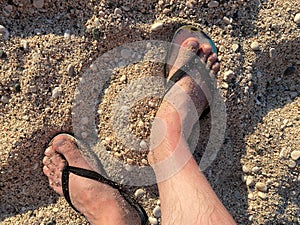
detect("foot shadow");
top-left (0, 126), bottom-right (68, 221)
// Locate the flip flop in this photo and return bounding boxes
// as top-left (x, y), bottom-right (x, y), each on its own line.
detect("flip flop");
top-left (163, 25), bottom-right (218, 116)
top-left (49, 134), bottom-right (148, 225)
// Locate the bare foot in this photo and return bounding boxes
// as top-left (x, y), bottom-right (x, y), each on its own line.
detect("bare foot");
top-left (43, 134), bottom-right (140, 225)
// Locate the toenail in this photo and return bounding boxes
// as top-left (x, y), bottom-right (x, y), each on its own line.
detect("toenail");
top-left (53, 139), bottom-right (65, 148)
top-left (185, 40), bottom-right (199, 49)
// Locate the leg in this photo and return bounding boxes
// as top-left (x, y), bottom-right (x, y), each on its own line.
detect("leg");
top-left (43, 134), bottom-right (141, 225)
top-left (148, 38), bottom-right (236, 225)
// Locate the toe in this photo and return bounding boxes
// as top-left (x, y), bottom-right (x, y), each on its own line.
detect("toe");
top-left (211, 62), bottom-right (220, 75)
top-left (206, 53), bottom-right (218, 69)
top-left (45, 146), bottom-right (54, 157)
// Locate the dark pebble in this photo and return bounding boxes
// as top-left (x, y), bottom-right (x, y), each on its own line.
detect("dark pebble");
top-left (93, 28), bottom-right (101, 40)
top-left (14, 83), bottom-right (21, 92)
top-left (0, 49), bottom-right (7, 58)
top-left (283, 66), bottom-right (295, 76)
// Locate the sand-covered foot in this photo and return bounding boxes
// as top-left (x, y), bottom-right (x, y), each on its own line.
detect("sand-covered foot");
top-left (149, 37), bottom-right (220, 165)
top-left (43, 134), bottom-right (140, 225)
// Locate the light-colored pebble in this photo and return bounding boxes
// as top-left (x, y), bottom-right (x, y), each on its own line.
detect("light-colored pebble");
top-left (255, 182), bottom-right (267, 192)
top-left (21, 40), bottom-right (29, 50)
top-left (52, 207), bottom-right (59, 213)
top-left (151, 22), bottom-right (164, 32)
top-left (120, 75), bottom-right (127, 82)
top-left (257, 191), bottom-right (267, 200)
top-left (246, 176), bottom-right (254, 186)
top-left (67, 64), bottom-right (74, 76)
top-left (221, 82), bottom-right (229, 89)
top-left (223, 16), bottom-right (232, 24)
top-left (51, 87), bottom-right (60, 99)
top-left (121, 6), bottom-right (130, 11)
top-left (294, 13), bottom-right (300, 24)
top-left (33, 0), bottom-right (44, 9)
top-left (223, 70), bottom-right (235, 81)
top-left (232, 43), bottom-right (239, 52)
top-left (242, 165), bottom-right (250, 173)
top-left (134, 188), bottom-right (145, 198)
top-left (208, 1), bottom-right (219, 8)
top-left (250, 41), bottom-right (260, 51)
top-left (248, 192), bottom-right (255, 200)
top-left (114, 8), bottom-right (122, 15)
top-left (64, 30), bottom-right (71, 39)
top-left (140, 140), bottom-right (147, 149)
top-left (141, 159), bottom-right (148, 164)
top-left (290, 150), bottom-right (300, 161)
top-left (287, 160), bottom-right (296, 168)
top-left (252, 166), bottom-right (261, 173)
top-left (0, 25), bottom-right (9, 40)
top-left (153, 205), bottom-right (161, 218)
top-left (1, 95), bottom-right (9, 104)
top-left (269, 48), bottom-right (277, 58)
top-left (148, 217), bottom-right (158, 225)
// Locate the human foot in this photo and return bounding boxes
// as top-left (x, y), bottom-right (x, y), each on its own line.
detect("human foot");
top-left (149, 28), bottom-right (220, 166)
top-left (43, 134), bottom-right (142, 225)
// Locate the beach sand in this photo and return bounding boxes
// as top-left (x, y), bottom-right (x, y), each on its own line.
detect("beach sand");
top-left (0, 0), bottom-right (299, 224)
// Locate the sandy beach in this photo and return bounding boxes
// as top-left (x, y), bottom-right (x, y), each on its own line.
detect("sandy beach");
top-left (0, 0), bottom-right (299, 224)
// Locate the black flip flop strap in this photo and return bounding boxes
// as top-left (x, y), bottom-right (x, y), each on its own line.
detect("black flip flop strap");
top-left (163, 53), bottom-right (197, 97)
top-left (61, 165), bottom-right (148, 225)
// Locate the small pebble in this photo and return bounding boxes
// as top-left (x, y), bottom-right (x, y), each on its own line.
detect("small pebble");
top-left (255, 182), bottom-right (267, 192)
top-left (232, 43), bottom-right (239, 52)
top-left (134, 189), bottom-right (145, 198)
top-left (294, 13), bottom-right (300, 24)
top-left (1, 95), bottom-right (9, 104)
top-left (67, 64), bottom-right (74, 76)
top-left (148, 217), bottom-right (158, 225)
top-left (52, 207), bottom-right (59, 213)
top-left (223, 70), bottom-right (235, 81)
top-left (121, 6), bottom-right (130, 11)
top-left (64, 30), bottom-right (71, 40)
top-left (248, 192), bottom-right (255, 200)
top-left (120, 75), bottom-right (127, 82)
top-left (208, 1), bottom-right (219, 8)
top-left (257, 191), bottom-right (267, 200)
top-left (3, 5), bottom-right (13, 16)
top-left (51, 87), bottom-right (60, 99)
top-left (93, 28), bottom-right (101, 40)
top-left (223, 16), bottom-right (232, 24)
top-left (153, 205), bottom-right (161, 218)
top-left (250, 41), bottom-right (260, 51)
top-left (0, 25), bottom-right (9, 40)
top-left (252, 166), bottom-right (261, 173)
top-left (284, 66), bottom-right (295, 76)
top-left (114, 8), bottom-right (122, 15)
top-left (151, 22), bottom-right (164, 32)
top-left (21, 40), bottom-right (29, 50)
top-left (221, 82), bottom-right (229, 89)
top-left (33, 0), bottom-right (44, 9)
top-left (140, 140), bottom-right (147, 149)
top-left (287, 160), bottom-right (296, 168)
top-left (141, 159), bottom-right (148, 164)
top-left (291, 150), bottom-right (300, 161)
top-left (246, 176), bottom-right (254, 186)
top-left (269, 48), bottom-right (277, 58)
top-left (45, 220), bottom-right (56, 225)
top-left (14, 83), bottom-right (21, 92)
